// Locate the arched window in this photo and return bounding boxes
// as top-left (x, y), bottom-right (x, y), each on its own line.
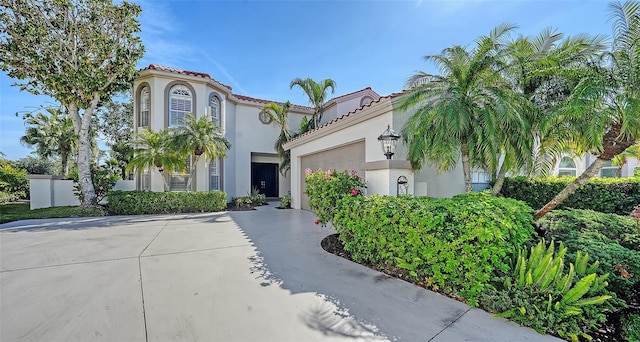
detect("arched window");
top-left (558, 157), bottom-right (577, 176)
top-left (360, 96), bottom-right (374, 107)
top-left (169, 85), bottom-right (192, 126)
top-left (209, 94), bottom-right (221, 127)
top-left (139, 86), bottom-right (150, 127)
top-left (600, 161), bottom-right (618, 178)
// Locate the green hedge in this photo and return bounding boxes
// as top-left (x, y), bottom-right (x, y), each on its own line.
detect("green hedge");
top-left (332, 192), bottom-right (536, 305)
top-left (499, 176), bottom-right (640, 215)
top-left (537, 209), bottom-right (640, 300)
top-left (107, 190), bottom-right (227, 215)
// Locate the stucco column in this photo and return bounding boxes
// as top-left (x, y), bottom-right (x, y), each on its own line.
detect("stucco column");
top-left (27, 175), bottom-right (58, 209)
top-left (364, 160), bottom-right (414, 196)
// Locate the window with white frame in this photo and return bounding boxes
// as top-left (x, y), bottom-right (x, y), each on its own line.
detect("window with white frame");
top-left (600, 161), bottom-right (618, 178)
top-left (209, 159), bottom-right (220, 191)
top-left (209, 94), bottom-right (221, 127)
top-left (558, 157), bottom-right (577, 176)
top-left (170, 157), bottom-right (191, 191)
top-left (139, 86), bottom-right (150, 127)
top-left (169, 85), bottom-right (192, 127)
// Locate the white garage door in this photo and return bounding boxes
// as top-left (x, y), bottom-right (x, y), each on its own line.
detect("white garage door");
top-left (300, 141), bottom-right (366, 210)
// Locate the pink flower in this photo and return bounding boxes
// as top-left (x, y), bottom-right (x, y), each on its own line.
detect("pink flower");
top-left (351, 169), bottom-right (357, 175)
top-left (314, 219), bottom-right (319, 225)
top-left (350, 189), bottom-right (358, 196)
top-left (302, 191), bottom-right (306, 195)
top-left (305, 168), bottom-right (312, 176)
top-left (99, 186), bottom-right (104, 190)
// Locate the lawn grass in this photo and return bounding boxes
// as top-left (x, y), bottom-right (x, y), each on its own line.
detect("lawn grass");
top-left (0, 202), bottom-right (106, 224)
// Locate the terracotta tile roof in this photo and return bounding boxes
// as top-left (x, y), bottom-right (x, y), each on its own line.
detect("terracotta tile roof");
top-left (325, 86), bottom-right (380, 104)
top-left (232, 94), bottom-right (313, 111)
top-left (286, 91), bottom-right (403, 144)
top-left (142, 64), bottom-right (233, 90)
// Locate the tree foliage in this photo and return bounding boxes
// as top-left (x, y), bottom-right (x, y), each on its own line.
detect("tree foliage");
top-left (0, 0), bottom-right (145, 205)
top-left (290, 77), bottom-right (336, 130)
top-left (262, 101), bottom-right (293, 176)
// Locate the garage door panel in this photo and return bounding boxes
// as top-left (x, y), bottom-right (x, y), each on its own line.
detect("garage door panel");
top-left (300, 141), bottom-right (365, 210)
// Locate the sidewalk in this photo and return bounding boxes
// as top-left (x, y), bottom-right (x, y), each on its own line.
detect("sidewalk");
top-left (0, 206), bottom-right (559, 341)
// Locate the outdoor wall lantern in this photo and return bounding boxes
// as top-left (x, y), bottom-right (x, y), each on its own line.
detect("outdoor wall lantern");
top-left (377, 125), bottom-right (400, 160)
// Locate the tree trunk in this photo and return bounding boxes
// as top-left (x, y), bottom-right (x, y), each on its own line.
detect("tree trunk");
top-left (67, 98), bottom-right (99, 207)
top-left (534, 124), bottom-right (634, 220)
top-left (492, 162), bottom-right (508, 196)
top-left (60, 149), bottom-right (68, 178)
top-left (185, 154), bottom-right (200, 192)
top-left (158, 168), bottom-right (169, 192)
top-left (460, 136), bottom-right (473, 193)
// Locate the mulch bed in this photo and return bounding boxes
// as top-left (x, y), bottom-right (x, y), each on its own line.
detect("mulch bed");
top-left (320, 233), bottom-right (638, 342)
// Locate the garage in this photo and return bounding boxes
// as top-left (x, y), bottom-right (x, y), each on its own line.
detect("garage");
top-left (300, 140), bottom-right (365, 210)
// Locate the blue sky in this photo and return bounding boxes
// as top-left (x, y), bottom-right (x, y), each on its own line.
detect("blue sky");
top-left (0, 0), bottom-right (613, 161)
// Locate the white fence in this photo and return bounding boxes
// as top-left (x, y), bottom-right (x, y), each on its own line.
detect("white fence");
top-left (27, 175), bottom-right (135, 209)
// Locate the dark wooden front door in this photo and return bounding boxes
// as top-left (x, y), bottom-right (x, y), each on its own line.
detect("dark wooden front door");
top-left (251, 163), bottom-right (278, 197)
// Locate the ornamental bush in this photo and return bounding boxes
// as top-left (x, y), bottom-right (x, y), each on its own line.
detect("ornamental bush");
top-left (72, 162), bottom-right (120, 203)
top-left (0, 160), bottom-right (28, 200)
top-left (107, 190), bottom-right (227, 215)
top-left (304, 168), bottom-right (366, 226)
top-left (332, 192), bottom-right (536, 304)
top-left (537, 209), bottom-right (640, 300)
top-left (499, 176), bottom-right (640, 215)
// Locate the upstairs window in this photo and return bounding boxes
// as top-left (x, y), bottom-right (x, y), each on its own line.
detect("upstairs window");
top-left (209, 94), bottom-right (221, 127)
top-left (139, 86), bottom-right (150, 127)
top-left (169, 85), bottom-right (192, 127)
top-left (558, 157), bottom-right (577, 176)
top-left (360, 96), bottom-right (374, 107)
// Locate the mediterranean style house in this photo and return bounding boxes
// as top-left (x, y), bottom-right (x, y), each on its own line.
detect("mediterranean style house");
top-left (133, 64), bottom-right (639, 209)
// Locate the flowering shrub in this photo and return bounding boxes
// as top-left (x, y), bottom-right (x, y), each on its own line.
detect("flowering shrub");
top-left (73, 162), bottom-right (120, 203)
top-left (304, 168), bottom-right (366, 226)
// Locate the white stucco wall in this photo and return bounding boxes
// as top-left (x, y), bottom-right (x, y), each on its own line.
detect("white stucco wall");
top-left (28, 176), bottom-right (135, 209)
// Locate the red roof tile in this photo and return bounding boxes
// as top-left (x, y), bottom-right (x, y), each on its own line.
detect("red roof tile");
top-left (232, 94), bottom-right (312, 111)
top-left (286, 92), bottom-right (401, 144)
top-left (142, 64), bottom-right (233, 90)
top-left (325, 87), bottom-right (380, 104)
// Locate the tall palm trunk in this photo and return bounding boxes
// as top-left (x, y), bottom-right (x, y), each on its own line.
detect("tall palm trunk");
top-left (60, 148), bottom-right (69, 177)
top-left (185, 154), bottom-right (201, 192)
top-left (492, 161), bottom-right (509, 196)
top-left (157, 168), bottom-right (170, 192)
top-left (460, 136), bottom-right (473, 193)
top-left (534, 124), bottom-right (634, 220)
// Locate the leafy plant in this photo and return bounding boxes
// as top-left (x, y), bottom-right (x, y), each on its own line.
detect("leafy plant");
top-left (305, 168), bottom-right (366, 226)
top-left (248, 186), bottom-right (267, 206)
top-left (232, 196), bottom-right (255, 210)
top-left (481, 240), bottom-right (621, 341)
top-left (279, 195), bottom-right (291, 209)
top-left (500, 176), bottom-right (640, 215)
top-left (73, 163), bottom-right (120, 204)
top-left (0, 160), bottom-right (28, 199)
top-left (538, 209), bottom-right (640, 300)
top-left (107, 190), bottom-right (227, 215)
top-left (620, 312), bottom-right (640, 342)
top-left (332, 192), bottom-right (536, 304)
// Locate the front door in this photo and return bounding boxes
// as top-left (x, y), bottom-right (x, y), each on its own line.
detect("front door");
top-left (251, 163), bottom-right (278, 197)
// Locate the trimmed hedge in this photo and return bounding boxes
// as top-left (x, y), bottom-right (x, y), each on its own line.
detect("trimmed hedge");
top-left (537, 209), bottom-right (640, 301)
top-left (107, 190), bottom-right (227, 215)
top-left (332, 192), bottom-right (536, 305)
top-left (500, 176), bottom-right (640, 215)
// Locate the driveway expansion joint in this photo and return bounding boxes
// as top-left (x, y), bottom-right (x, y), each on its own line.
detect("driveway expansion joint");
top-left (0, 256), bottom-right (140, 273)
top-left (427, 307), bottom-right (472, 341)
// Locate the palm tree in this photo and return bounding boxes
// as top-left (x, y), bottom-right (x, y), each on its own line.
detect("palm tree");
top-left (489, 29), bottom-right (608, 194)
top-left (262, 101), bottom-right (293, 176)
top-left (398, 23), bottom-right (524, 193)
top-left (20, 107), bottom-right (76, 177)
top-left (171, 114), bottom-right (231, 191)
top-left (290, 77), bottom-right (336, 130)
top-left (612, 142), bottom-right (640, 176)
top-left (534, 1), bottom-right (640, 220)
top-left (126, 129), bottom-right (185, 191)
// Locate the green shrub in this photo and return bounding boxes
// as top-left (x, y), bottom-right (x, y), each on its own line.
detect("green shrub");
top-left (73, 163), bottom-right (120, 203)
top-left (305, 168), bottom-right (365, 226)
top-left (480, 240), bottom-right (622, 341)
top-left (332, 192), bottom-right (536, 304)
top-left (14, 157), bottom-right (56, 175)
top-left (232, 196), bottom-right (255, 210)
top-left (620, 312), bottom-right (640, 342)
top-left (0, 161), bottom-right (28, 199)
top-left (279, 195), bottom-right (291, 209)
top-left (107, 190), bottom-right (227, 215)
top-left (499, 176), bottom-right (640, 215)
top-left (0, 191), bottom-right (19, 204)
top-left (538, 209), bottom-right (640, 300)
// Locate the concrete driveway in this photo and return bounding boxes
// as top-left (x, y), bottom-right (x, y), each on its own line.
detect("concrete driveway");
top-left (0, 206), bottom-right (559, 341)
